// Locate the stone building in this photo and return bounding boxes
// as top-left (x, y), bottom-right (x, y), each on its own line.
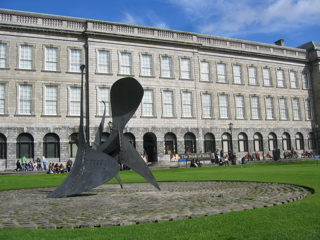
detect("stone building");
top-left (0, 9), bottom-right (319, 170)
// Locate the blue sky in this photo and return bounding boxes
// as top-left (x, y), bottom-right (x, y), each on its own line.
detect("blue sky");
top-left (1, 0), bottom-right (319, 48)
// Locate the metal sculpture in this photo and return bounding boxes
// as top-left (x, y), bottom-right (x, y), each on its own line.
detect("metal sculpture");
top-left (48, 66), bottom-right (160, 198)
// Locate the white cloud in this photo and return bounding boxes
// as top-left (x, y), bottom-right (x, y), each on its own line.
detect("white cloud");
top-left (168, 0), bottom-right (320, 37)
top-left (121, 10), bottom-right (169, 29)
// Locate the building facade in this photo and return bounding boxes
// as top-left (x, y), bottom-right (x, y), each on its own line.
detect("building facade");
top-left (0, 9), bottom-right (319, 170)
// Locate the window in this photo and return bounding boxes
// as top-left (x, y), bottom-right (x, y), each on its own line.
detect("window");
top-left (0, 83), bottom-right (5, 114)
top-left (222, 133), bottom-right (232, 152)
top-left (263, 68), bottom-right (271, 86)
top-left (0, 134), bottom-right (6, 159)
top-left (276, 69), bottom-right (285, 87)
top-left (45, 86), bottom-right (58, 115)
top-left (19, 85), bottom-right (32, 115)
top-left (0, 43), bottom-right (7, 68)
top-left (292, 98), bottom-right (300, 120)
top-left (250, 96), bottom-right (260, 119)
top-left (69, 49), bottom-right (82, 72)
top-left (204, 133), bottom-right (215, 153)
top-left (217, 63), bottom-right (226, 83)
top-left (161, 56), bottom-right (172, 78)
top-left (305, 99), bottom-right (312, 120)
top-left (70, 87), bottom-right (81, 116)
top-left (19, 45), bottom-right (33, 69)
top-left (164, 132), bottom-right (177, 154)
top-left (97, 50), bottom-right (110, 73)
top-left (182, 92), bottom-right (192, 117)
top-left (124, 133), bottom-right (136, 148)
top-left (248, 66), bottom-right (257, 85)
top-left (180, 58), bottom-right (191, 79)
top-left (279, 98), bottom-right (288, 120)
top-left (219, 94), bottom-right (229, 118)
top-left (163, 91), bottom-right (174, 117)
top-left (202, 93), bottom-right (212, 118)
top-left (43, 133), bottom-right (60, 158)
top-left (184, 132), bottom-right (196, 153)
top-left (238, 133), bottom-right (248, 152)
top-left (98, 87), bottom-right (110, 116)
top-left (268, 133), bottom-right (277, 151)
top-left (16, 133), bottom-right (34, 158)
top-left (235, 95), bottom-right (245, 119)
top-left (200, 61), bottom-right (210, 81)
top-left (69, 133), bottom-right (78, 157)
top-left (141, 54), bottom-right (152, 76)
top-left (302, 71), bottom-right (310, 89)
top-left (120, 52), bottom-right (132, 75)
top-left (253, 133), bottom-right (263, 151)
top-left (282, 132), bottom-right (291, 151)
top-left (45, 47), bottom-right (58, 71)
top-left (142, 90), bottom-right (154, 116)
top-left (233, 65), bottom-right (242, 84)
top-left (295, 133), bottom-right (304, 150)
top-left (290, 71), bottom-right (298, 88)
top-left (265, 97), bottom-right (274, 119)
top-left (308, 132), bottom-right (316, 149)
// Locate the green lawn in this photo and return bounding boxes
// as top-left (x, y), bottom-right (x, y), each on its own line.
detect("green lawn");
top-left (0, 160), bottom-right (320, 240)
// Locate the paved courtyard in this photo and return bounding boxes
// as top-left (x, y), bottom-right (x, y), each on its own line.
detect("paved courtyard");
top-left (0, 181), bottom-right (309, 229)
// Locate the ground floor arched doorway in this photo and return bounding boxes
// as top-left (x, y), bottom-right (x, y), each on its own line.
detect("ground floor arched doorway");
top-left (143, 132), bottom-right (157, 163)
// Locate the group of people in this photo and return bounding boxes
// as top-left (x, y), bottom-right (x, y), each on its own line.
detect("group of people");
top-left (190, 159), bottom-right (202, 167)
top-left (211, 148), bottom-right (236, 166)
top-left (15, 156), bottom-right (73, 173)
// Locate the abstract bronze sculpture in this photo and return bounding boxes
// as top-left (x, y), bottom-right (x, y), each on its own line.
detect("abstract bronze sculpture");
top-left (49, 66), bottom-right (160, 198)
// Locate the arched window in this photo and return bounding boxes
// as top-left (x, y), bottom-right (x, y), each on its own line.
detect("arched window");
top-left (68, 133), bottom-right (79, 157)
top-left (238, 132), bottom-right (248, 152)
top-left (184, 132), bottom-right (196, 153)
top-left (282, 132), bottom-right (291, 151)
top-left (164, 132), bottom-right (177, 154)
top-left (16, 133), bottom-right (34, 158)
top-left (0, 133), bottom-right (7, 159)
top-left (204, 133), bottom-right (215, 153)
top-left (308, 132), bottom-right (316, 149)
top-left (253, 133), bottom-right (263, 151)
top-left (295, 132), bottom-right (304, 150)
top-left (221, 133), bottom-right (232, 152)
top-left (43, 133), bottom-right (60, 158)
top-left (124, 132), bottom-right (135, 148)
top-left (268, 132), bottom-right (277, 151)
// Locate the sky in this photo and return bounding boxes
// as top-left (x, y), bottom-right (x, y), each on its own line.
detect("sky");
top-left (1, 0), bottom-right (320, 48)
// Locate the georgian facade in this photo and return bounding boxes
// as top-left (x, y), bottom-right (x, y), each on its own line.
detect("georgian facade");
top-left (0, 9), bottom-right (319, 170)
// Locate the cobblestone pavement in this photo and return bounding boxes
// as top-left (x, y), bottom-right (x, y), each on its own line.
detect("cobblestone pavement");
top-left (0, 181), bottom-right (309, 229)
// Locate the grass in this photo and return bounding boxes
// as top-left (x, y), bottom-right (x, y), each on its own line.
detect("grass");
top-left (0, 160), bottom-right (320, 239)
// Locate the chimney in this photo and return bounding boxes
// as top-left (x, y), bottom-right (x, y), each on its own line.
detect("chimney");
top-left (275, 39), bottom-right (285, 46)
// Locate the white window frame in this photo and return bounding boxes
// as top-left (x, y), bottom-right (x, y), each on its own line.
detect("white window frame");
top-left (45, 85), bottom-right (58, 115)
top-left (141, 54), bottom-right (153, 76)
top-left (119, 52), bottom-right (132, 75)
top-left (290, 71), bottom-right (298, 88)
top-left (265, 97), bottom-right (274, 120)
top-left (19, 45), bottom-right (33, 70)
top-left (44, 46), bottom-right (58, 71)
top-left (276, 69), bottom-right (285, 87)
top-left (302, 71), bottom-right (310, 89)
top-left (142, 89), bottom-right (154, 117)
top-left (200, 61), bottom-right (210, 81)
top-left (279, 98), bottom-right (288, 120)
top-left (233, 65), bottom-right (242, 84)
top-left (0, 83), bottom-right (6, 114)
top-left (219, 94), bottom-right (229, 119)
top-left (69, 49), bottom-right (82, 73)
top-left (217, 63), bottom-right (226, 83)
top-left (97, 50), bottom-right (110, 74)
top-left (235, 95), bottom-right (245, 119)
top-left (250, 96), bottom-right (260, 119)
top-left (305, 99), bottom-right (312, 120)
top-left (263, 68), bottom-right (272, 86)
top-left (292, 98), bottom-right (300, 120)
top-left (0, 43), bottom-right (7, 68)
top-left (19, 84), bottom-right (33, 115)
top-left (162, 90), bottom-right (174, 117)
top-left (161, 55), bottom-right (173, 78)
top-left (248, 66), bottom-right (257, 85)
top-left (201, 93), bottom-right (212, 118)
top-left (182, 91), bottom-right (193, 117)
top-left (69, 86), bottom-right (81, 116)
top-left (180, 58), bottom-right (191, 79)
top-left (98, 87), bottom-right (110, 116)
